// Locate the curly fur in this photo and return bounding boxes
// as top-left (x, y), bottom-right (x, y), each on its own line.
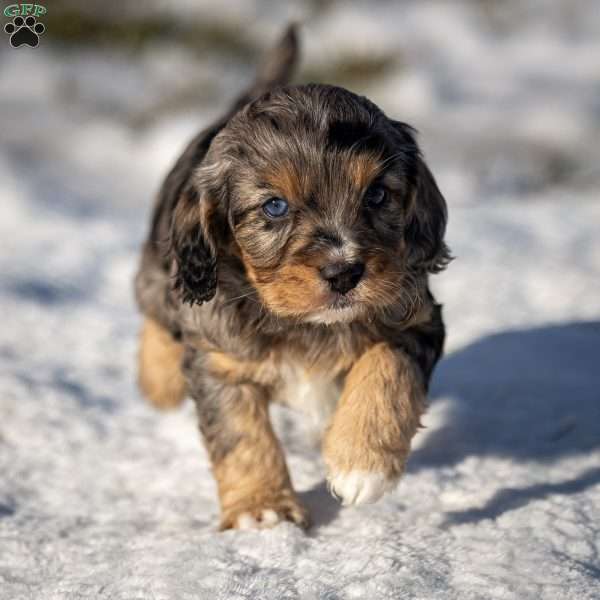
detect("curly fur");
top-left (134, 24), bottom-right (450, 530)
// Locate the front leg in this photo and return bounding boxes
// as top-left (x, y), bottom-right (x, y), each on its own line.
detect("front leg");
top-left (183, 348), bottom-right (309, 530)
top-left (323, 343), bottom-right (426, 505)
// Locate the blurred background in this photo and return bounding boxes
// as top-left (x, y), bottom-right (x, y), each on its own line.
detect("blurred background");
top-left (4, 0), bottom-right (600, 217)
top-left (1, 2), bottom-right (599, 598)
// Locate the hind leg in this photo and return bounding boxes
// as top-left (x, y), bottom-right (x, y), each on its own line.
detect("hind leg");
top-left (138, 318), bottom-right (187, 410)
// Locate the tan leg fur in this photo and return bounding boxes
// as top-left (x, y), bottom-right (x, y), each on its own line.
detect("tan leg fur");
top-left (322, 343), bottom-right (425, 503)
top-left (211, 383), bottom-right (308, 530)
top-left (138, 318), bottom-right (187, 410)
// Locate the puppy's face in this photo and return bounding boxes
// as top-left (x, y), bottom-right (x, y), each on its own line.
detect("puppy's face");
top-left (173, 85), bottom-right (449, 323)
top-left (228, 127), bottom-right (414, 324)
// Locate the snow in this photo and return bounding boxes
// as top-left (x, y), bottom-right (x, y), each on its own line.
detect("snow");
top-left (1, 1), bottom-right (599, 598)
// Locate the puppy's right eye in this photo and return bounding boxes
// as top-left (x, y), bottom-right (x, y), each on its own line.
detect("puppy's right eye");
top-left (262, 197), bottom-right (289, 218)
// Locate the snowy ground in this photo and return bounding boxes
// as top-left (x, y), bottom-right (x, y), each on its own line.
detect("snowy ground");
top-left (1, 1), bottom-right (600, 598)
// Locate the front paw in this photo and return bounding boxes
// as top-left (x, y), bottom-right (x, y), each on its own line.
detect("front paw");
top-left (323, 428), bottom-right (408, 506)
top-left (327, 470), bottom-right (398, 506)
top-left (220, 490), bottom-right (310, 531)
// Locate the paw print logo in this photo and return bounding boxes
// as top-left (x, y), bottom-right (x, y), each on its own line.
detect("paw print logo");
top-left (4, 15), bottom-right (45, 48)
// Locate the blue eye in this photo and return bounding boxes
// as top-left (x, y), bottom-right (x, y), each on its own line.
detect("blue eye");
top-left (262, 197), bottom-right (289, 218)
top-left (364, 184), bottom-right (387, 208)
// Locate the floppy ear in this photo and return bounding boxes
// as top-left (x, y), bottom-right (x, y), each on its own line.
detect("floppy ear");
top-left (169, 184), bottom-right (219, 306)
top-left (390, 121), bottom-right (451, 273)
top-left (404, 159), bottom-right (451, 273)
top-left (163, 24), bottom-right (300, 306)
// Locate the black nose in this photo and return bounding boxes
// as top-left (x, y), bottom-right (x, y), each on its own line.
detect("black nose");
top-left (319, 261), bottom-right (365, 295)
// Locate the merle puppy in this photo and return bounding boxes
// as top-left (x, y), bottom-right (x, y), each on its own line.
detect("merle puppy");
top-left (135, 26), bottom-right (450, 530)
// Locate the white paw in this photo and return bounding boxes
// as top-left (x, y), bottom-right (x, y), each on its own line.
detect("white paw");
top-left (236, 509), bottom-right (282, 530)
top-left (327, 470), bottom-right (397, 506)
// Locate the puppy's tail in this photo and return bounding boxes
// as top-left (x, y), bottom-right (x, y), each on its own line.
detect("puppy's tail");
top-left (252, 23), bottom-right (299, 93)
top-left (227, 23), bottom-right (300, 116)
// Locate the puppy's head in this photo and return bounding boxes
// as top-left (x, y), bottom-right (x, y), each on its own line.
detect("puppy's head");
top-left (171, 84), bottom-right (450, 323)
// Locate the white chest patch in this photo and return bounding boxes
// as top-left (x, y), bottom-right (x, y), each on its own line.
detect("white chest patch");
top-left (273, 362), bottom-right (341, 430)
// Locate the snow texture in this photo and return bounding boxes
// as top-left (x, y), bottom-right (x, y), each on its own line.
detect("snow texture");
top-left (1, 1), bottom-right (600, 598)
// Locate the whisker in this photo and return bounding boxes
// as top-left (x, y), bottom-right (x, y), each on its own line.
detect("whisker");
top-left (220, 289), bottom-right (260, 307)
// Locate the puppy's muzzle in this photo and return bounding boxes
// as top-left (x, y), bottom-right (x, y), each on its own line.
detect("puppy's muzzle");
top-left (319, 261), bottom-right (365, 295)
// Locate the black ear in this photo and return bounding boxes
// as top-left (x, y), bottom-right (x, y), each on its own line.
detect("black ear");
top-left (155, 24), bottom-right (301, 307)
top-left (405, 159), bottom-right (451, 273)
top-left (390, 121), bottom-right (451, 273)
top-left (169, 185), bottom-right (218, 306)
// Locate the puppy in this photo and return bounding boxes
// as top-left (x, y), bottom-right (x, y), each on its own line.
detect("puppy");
top-left (135, 25), bottom-right (450, 530)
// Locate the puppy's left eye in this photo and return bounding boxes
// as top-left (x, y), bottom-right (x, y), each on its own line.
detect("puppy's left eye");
top-left (364, 184), bottom-right (387, 209)
top-left (262, 197), bottom-right (289, 218)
